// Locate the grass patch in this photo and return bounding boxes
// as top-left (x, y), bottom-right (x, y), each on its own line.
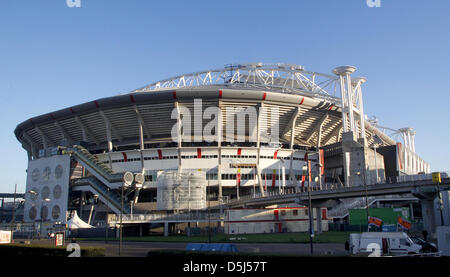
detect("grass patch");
top-left (78, 231), bottom-right (353, 244)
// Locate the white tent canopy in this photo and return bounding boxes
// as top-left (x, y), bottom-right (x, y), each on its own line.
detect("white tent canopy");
top-left (67, 211), bottom-right (93, 229)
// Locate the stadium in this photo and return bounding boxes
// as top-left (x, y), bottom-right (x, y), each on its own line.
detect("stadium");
top-left (13, 63), bottom-right (431, 236)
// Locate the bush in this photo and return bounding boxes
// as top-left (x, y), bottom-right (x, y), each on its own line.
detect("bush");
top-left (0, 244), bottom-right (105, 257)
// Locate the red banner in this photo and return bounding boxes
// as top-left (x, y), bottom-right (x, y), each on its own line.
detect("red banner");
top-left (319, 149), bottom-right (324, 175)
top-left (397, 216), bottom-right (411, 230)
top-left (368, 216), bottom-right (383, 227)
top-left (236, 168), bottom-right (241, 188)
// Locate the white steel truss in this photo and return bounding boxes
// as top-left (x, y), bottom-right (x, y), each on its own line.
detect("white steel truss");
top-left (132, 63), bottom-right (341, 105)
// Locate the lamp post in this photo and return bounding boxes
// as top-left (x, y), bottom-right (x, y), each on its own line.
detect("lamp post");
top-left (372, 134), bottom-right (383, 184)
top-left (230, 159), bottom-right (241, 200)
top-left (356, 170), bottom-right (370, 231)
top-left (303, 154), bottom-right (314, 255)
top-left (10, 184), bottom-right (17, 243)
top-left (120, 171), bottom-right (134, 256)
top-left (207, 180), bottom-right (211, 244)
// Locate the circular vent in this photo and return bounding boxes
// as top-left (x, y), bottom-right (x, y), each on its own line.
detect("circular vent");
top-left (41, 206), bottom-right (49, 220)
top-left (53, 185), bottom-right (62, 199)
top-left (32, 168), bottom-right (40, 182)
top-left (30, 188), bottom-right (39, 201)
top-left (55, 165), bottom-right (63, 179)
top-left (41, 186), bottom-right (50, 200)
top-left (52, 205), bottom-right (61, 220)
top-left (29, 206), bottom-right (37, 220)
top-left (43, 167), bottom-right (51, 182)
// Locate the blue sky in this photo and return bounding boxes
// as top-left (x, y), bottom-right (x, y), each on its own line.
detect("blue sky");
top-left (1, 0), bottom-right (449, 193)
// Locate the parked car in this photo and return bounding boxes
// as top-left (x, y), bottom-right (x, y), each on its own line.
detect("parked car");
top-left (410, 236), bottom-right (438, 253)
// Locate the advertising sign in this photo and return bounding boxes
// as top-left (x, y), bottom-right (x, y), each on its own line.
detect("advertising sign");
top-left (55, 232), bottom-right (65, 246)
top-left (0, 231), bottom-right (12, 244)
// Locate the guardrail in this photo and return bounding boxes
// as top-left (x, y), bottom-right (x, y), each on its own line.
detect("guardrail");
top-left (108, 212), bottom-right (224, 224)
top-left (231, 171), bottom-right (450, 205)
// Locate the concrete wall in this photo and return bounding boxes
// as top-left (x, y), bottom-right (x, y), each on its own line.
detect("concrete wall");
top-left (349, 146), bottom-right (386, 186)
top-left (224, 207), bottom-right (329, 234)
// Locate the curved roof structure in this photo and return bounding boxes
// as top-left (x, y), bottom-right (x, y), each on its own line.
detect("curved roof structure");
top-left (14, 63), bottom-right (396, 156)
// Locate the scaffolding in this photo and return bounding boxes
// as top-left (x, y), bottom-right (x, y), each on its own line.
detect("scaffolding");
top-left (156, 171), bottom-right (206, 211)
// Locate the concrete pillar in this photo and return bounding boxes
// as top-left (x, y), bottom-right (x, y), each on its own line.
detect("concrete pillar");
top-left (410, 203), bottom-right (415, 221)
top-left (164, 222), bottom-right (169, 237)
top-left (421, 198), bottom-right (437, 237)
top-left (315, 208), bottom-right (322, 234)
top-left (442, 191), bottom-right (450, 226)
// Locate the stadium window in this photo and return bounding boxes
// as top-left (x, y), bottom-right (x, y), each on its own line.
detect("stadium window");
top-left (293, 210), bottom-right (298, 216)
top-left (281, 210), bottom-right (286, 216)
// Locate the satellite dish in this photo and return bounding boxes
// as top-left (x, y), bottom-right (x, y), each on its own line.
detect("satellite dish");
top-left (123, 171), bottom-right (134, 186)
top-left (134, 173), bottom-right (145, 186)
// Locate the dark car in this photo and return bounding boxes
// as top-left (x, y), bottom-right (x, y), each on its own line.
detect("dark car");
top-left (410, 236), bottom-right (438, 253)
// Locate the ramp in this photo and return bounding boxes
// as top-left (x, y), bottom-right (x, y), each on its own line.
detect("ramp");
top-left (62, 145), bottom-right (130, 214)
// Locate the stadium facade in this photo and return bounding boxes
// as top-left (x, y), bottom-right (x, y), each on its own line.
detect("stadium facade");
top-left (14, 63), bottom-right (430, 232)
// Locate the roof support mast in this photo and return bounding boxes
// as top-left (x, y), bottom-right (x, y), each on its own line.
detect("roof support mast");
top-left (333, 66), bottom-right (368, 187)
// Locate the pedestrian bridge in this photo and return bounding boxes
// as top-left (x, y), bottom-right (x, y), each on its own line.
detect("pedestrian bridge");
top-left (225, 172), bottom-right (450, 208)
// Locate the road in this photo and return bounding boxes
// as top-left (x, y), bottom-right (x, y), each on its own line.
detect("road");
top-left (72, 240), bottom-right (347, 257)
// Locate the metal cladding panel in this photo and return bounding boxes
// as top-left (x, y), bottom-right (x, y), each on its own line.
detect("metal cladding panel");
top-left (132, 90), bottom-right (175, 104)
top-left (95, 94), bottom-right (133, 109)
top-left (221, 89), bottom-right (265, 101)
top-left (264, 92), bottom-right (303, 105)
top-left (175, 89), bottom-right (219, 100)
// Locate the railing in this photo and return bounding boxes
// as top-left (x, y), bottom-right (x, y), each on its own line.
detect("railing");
top-left (64, 145), bottom-right (130, 214)
top-left (63, 145), bottom-right (123, 183)
top-left (328, 197), bottom-right (376, 218)
top-left (229, 171), bottom-right (449, 205)
top-left (108, 212), bottom-right (224, 224)
top-left (74, 176), bottom-right (129, 214)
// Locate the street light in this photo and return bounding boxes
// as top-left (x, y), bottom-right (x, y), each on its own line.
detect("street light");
top-left (230, 159), bottom-right (241, 200)
top-left (10, 184), bottom-right (17, 243)
top-left (120, 171), bottom-right (134, 256)
top-left (372, 134), bottom-right (383, 184)
top-left (356, 170), bottom-right (370, 231)
top-left (302, 154), bottom-right (314, 255)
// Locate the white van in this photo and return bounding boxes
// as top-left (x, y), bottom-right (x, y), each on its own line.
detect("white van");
top-left (348, 232), bottom-right (422, 256)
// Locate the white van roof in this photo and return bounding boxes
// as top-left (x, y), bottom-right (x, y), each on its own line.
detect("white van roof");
top-left (360, 232), bottom-right (407, 239)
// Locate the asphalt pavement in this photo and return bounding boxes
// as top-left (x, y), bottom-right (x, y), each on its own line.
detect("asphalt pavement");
top-left (73, 240), bottom-right (347, 257)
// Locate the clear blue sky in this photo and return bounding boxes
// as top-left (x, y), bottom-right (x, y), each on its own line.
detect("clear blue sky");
top-left (1, 0), bottom-right (449, 193)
